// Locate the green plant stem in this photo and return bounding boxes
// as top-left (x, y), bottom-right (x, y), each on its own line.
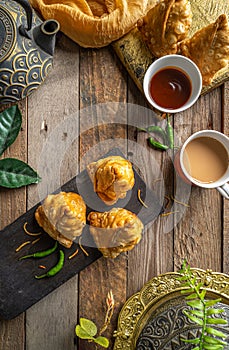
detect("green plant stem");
top-left (184, 271), bottom-right (206, 349)
top-left (179, 261), bottom-right (227, 349)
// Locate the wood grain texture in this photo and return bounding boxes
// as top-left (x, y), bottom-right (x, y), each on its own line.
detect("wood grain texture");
top-left (0, 100), bottom-right (27, 350)
top-left (26, 34), bottom-right (80, 350)
top-left (174, 88), bottom-right (223, 272)
top-left (126, 80), bottom-right (174, 297)
top-left (222, 81), bottom-right (229, 274)
top-left (78, 46), bottom-right (128, 350)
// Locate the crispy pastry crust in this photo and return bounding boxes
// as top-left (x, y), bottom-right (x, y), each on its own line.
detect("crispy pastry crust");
top-left (138, 0), bottom-right (192, 57)
top-left (88, 208), bottom-right (143, 258)
top-left (179, 14), bottom-right (229, 85)
top-left (87, 156), bottom-right (135, 205)
top-left (35, 192), bottom-right (86, 248)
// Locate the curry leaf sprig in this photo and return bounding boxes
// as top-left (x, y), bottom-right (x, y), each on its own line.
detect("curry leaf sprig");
top-left (0, 105), bottom-right (41, 188)
top-left (76, 318), bottom-right (109, 348)
top-left (75, 290), bottom-right (114, 348)
top-left (178, 261), bottom-right (228, 349)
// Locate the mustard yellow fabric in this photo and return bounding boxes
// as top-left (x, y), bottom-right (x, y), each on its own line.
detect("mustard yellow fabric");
top-left (29, 0), bottom-right (153, 47)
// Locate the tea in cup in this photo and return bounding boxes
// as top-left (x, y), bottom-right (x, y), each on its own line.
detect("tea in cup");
top-left (179, 130), bottom-right (229, 199)
top-left (143, 55), bottom-right (202, 113)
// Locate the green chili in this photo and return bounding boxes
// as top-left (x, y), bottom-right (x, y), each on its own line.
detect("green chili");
top-left (138, 125), bottom-right (167, 144)
top-left (19, 241), bottom-right (58, 260)
top-left (166, 115), bottom-right (174, 149)
top-left (148, 137), bottom-right (169, 151)
top-left (35, 250), bottom-right (65, 279)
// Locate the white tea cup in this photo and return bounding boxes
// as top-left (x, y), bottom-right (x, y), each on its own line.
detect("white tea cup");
top-left (179, 130), bottom-right (229, 199)
top-left (143, 54), bottom-right (202, 113)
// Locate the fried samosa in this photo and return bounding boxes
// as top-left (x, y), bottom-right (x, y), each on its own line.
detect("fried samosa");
top-left (88, 208), bottom-right (144, 258)
top-left (35, 192), bottom-right (86, 248)
top-left (87, 156), bottom-right (135, 205)
top-left (138, 0), bottom-right (192, 57)
top-left (179, 14), bottom-right (229, 85)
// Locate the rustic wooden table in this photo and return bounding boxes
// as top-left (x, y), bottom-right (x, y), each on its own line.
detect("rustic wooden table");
top-left (0, 31), bottom-right (228, 350)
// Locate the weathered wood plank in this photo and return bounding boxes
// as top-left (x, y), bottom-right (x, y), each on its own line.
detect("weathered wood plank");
top-left (222, 81), bottom-right (229, 274)
top-left (78, 46), bottom-right (128, 350)
top-left (174, 88), bottom-right (223, 271)
top-left (126, 79), bottom-right (174, 297)
top-left (26, 34), bottom-right (80, 350)
top-left (0, 100), bottom-right (27, 350)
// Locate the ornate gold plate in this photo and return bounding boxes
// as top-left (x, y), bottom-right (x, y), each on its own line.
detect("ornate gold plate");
top-left (113, 0), bottom-right (229, 95)
top-left (113, 269), bottom-right (229, 349)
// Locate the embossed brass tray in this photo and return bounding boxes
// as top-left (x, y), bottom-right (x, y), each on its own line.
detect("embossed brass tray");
top-left (113, 269), bottom-right (229, 349)
top-left (113, 0), bottom-right (229, 96)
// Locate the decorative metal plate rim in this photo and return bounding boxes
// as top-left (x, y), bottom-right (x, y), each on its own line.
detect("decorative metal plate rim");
top-left (113, 268), bottom-right (229, 350)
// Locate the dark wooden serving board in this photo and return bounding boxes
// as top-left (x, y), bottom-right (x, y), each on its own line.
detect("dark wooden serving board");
top-left (0, 148), bottom-right (163, 320)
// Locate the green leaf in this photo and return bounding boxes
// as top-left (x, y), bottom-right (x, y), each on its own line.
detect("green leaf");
top-left (191, 277), bottom-right (197, 286)
top-left (0, 105), bottom-right (22, 156)
top-left (200, 289), bottom-right (207, 299)
top-left (176, 275), bottom-right (185, 280)
top-left (206, 327), bottom-right (227, 338)
top-left (187, 300), bottom-right (204, 310)
top-left (202, 344), bottom-right (224, 350)
top-left (207, 309), bottom-right (225, 316)
top-left (94, 336), bottom-right (109, 348)
top-left (75, 325), bottom-right (94, 340)
top-left (196, 282), bottom-right (203, 291)
top-left (180, 282), bottom-right (192, 288)
top-left (203, 336), bottom-right (227, 345)
top-left (206, 318), bottom-right (227, 325)
top-left (185, 293), bottom-right (198, 300)
top-left (180, 259), bottom-right (188, 270)
top-left (205, 299), bottom-right (222, 308)
top-left (181, 288), bottom-right (195, 294)
top-left (183, 311), bottom-right (203, 326)
top-left (80, 318), bottom-right (97, 337)
top-left (181, 337), bottom-right (200, 344)
top-left (189, 309), bottom-right (204, 317)
top-left (178, 261), bottom-right (228, 350)
top-left (177, 275), bottom-right (189, 281)
top-left (0, 158), bottom-right (41, 188)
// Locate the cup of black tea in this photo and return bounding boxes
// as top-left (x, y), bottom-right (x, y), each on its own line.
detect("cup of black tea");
top-left (143, 54), bottom-right (202, 113)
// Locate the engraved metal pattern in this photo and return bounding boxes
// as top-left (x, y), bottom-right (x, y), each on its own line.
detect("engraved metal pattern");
top-left (137, 301), bottom-right (229, 349)
top-left (0, 0), bottom-right (53, 104)
top-left (0, 6), bottom-right (16, 63)
top-left (113, 0), bottom-right (229, 96)
top-left (113, 269), bottom-right (229, 350)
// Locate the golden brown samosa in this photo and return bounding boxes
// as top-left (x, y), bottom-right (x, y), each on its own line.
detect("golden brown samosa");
top-left (138, 0), bottom-right (192, 57)
top-left (88, 208), bottom-right (144, 258)
top-left (179, 14), bottom-right (229, 86)
top-left (87, 156), bottom-right (135, 205)
top-left (35, 192), bottom-right (86, 248)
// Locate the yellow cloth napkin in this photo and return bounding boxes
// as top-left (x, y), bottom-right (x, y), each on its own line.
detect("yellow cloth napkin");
top-left (29, 0), bottom-right (153, 48)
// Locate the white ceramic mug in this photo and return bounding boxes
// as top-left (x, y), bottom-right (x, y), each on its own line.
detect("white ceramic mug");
top-left (179, 130), bottom-right (229, 199)
top-left (143, 54), bottom-right (202, 113)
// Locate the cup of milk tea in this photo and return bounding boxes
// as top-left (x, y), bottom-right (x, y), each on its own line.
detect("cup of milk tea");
top-left (179, 130), bottom-right (229, 199)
